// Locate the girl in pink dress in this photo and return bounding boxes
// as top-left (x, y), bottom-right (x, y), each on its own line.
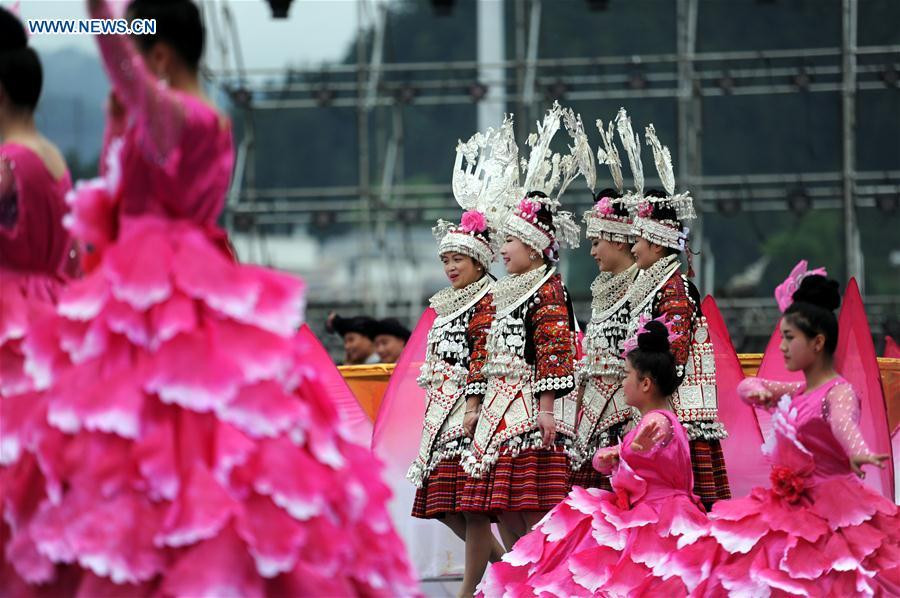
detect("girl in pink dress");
top-left (0, 6), bottom-right (74, 400)
top-left (706, 270), bottom-right (899, 596)
top-left (478, 318), bottom-right (716, 597)
top-left (0, 1), bottom-right (417, 595)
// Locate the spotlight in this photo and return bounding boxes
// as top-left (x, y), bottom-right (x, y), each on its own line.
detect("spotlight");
top-left (875, 193), bottom-right (899, 215)
top-left (266, 0), bottom-right (295, 19)
top-left (397, 208), bottom-right (423, 224)
top-left (314, 86), bottom-right (335, 107)
top-left (546, 79), bottom-right (568, 101)
top-left (395, 84), bottom-right (418, 104)
top-left (791, 69), bottom-right (812, 90)
top-left (787, 188), bottom-right (812, 214)
top-left (628, 72), bottom-right (648, 90)
top-left (468, 82), bottom-right (488, 103)
top-left (717, 197), bottom-right (742, 215)
top-left (880, 65), bottom-right (899, 88)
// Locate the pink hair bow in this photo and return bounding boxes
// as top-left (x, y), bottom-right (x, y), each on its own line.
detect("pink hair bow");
top-left (774, 260), bottom-right (828, 313)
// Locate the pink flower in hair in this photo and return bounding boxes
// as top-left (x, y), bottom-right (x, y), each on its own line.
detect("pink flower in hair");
top-left (517, 198), bottom-right (540, 222)
top-left (595, 197), bottom-right (614, 217)
top-left (621, 314), bottom-right (680, 357)
top-left (460, 210), bottom-right (487, 233)
top-left (774, 260), bottom-right (828, 313)
top-left (637, 200), bottom-right (653, 218)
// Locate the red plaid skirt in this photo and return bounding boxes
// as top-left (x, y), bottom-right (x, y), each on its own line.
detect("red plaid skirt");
top-left (458, 447), bottom-right (569, 513)
top-left (568, 460), bottom-right (612, 492)
top-left (690, 439), bottom-right (731, 511)
top-left (411, 458), bottom-right (467, 519)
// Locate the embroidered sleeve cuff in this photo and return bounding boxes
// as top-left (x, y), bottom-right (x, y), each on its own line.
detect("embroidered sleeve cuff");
top-left (533, 375), bottom-right (575, 395)
top-left (465, 381), bottom-right (488, 397)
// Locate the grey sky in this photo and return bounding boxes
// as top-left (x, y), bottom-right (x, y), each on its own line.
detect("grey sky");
top-left (16, 0), bottom-right (372, 69)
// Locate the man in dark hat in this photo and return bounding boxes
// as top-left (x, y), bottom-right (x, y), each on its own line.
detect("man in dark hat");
top-left (372, 317), bottom-right (411, 364)
top-left (326, 313), bottom-right (380, 365)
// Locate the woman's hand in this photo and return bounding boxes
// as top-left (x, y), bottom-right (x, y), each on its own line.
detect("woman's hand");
top-left (463, 396), bottom-right (481, 438)
top-left (537, 411), bottom-right (556, 449)
top-left (593, 447), bottom-right (619, 472)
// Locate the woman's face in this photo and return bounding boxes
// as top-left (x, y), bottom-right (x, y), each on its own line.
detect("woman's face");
top-left (631, 237), bottom-right (665, 270)
top-left (501, 236), bottom-right (537, 274)
top-left (779, 316), bottom-right (824, 372)
top-left (590, 238), bottom-right (631, 273)
top-left (441, 252), bottom-right (483, 289)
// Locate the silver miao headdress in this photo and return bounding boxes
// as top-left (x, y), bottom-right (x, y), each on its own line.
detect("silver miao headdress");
top-left (498, 102), bottom-right (585, 255)
top-left (582, 116), bottom-right (635, 243)
top-left (437, 116), bottom-right (520, 266)
top-left (616, 108), bottom-right (696, 252)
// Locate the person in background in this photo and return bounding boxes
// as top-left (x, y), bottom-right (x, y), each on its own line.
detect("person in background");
top-left (373, 317), bottom-right (411, 364)
top-left (326, 312), bottom-right (380, 365)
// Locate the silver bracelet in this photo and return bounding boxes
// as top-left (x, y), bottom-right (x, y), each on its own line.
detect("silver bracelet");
top-left (465, 409), bottom-right (479, 414)
top-left (537, 410), bottom-right (554, 417)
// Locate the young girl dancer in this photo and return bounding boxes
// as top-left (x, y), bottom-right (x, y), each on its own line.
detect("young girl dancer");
top-left (479, 318), bottom-right (716, 597)
top-left (1, 1), bottom-right (416, 594)
top-left (706, 266), bottom-right (899, 596)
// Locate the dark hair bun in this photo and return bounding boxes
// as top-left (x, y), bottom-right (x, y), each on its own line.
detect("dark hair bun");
top-left (793, 275), bottom-right (840, 312)
top-left (637, 320), bottom-right (671, 353)
top-left (0, 7), bottom-right (28, 51)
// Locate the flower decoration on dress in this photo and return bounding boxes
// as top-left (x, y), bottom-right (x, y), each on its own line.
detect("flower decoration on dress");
top-left (621, 313), bottom-right (681, 357)
top-left (774, 260), bottom-right (828, 313)
top-left (761, 395), bottom-right (815, 504)
top-left (769, 465), bottom-right (807, 504)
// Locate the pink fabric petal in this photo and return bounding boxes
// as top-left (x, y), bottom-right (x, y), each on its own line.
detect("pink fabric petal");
top-left (212, 422), bottom-right (257, 486)
top-left (57, 272), bottom-right (110, 321)
top-left (212, 319), bottom-right (294, 384)
top-left (162, 525), bottom-right (264, 598)
top-left (539, 501), bottom-right (590, 543)
top-left (567, 546), bottom-right (618, 593)
top-left (155, 463), bottom-right (238, 548)
top-left (147, 292), bottom-right (197, 349)
top-left (503, 529), bottom-right (547, 567)
top-left (144, 330), bottom-right (242, 411)
top-left (238, 264), bottom-right (305, 335)
top-left (171, 230), bottom-right (259, 320)
top-left (102, 224), bottom-right (173, 310)
top-left (235, 493), bottom-right (308, 578)
top-left (710, 514), bottom-right (771, 554)
top-left (250, 437), bottom-right (331, 521)
top-left (217, 380), bottom-right (307, 439)
top-left (102, 299), bottom-right (150, 347)
top-left (808, 479), bottom-right (883, 529)
top-left (132, 410), bottom-right (179, 501)
top-left (6, 526), bottom-right (55, 584)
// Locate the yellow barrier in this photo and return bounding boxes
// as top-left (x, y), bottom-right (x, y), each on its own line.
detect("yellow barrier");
top-left (340, 357), bottom-right (900, 431)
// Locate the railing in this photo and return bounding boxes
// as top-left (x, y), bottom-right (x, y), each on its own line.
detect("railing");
top-left (339, 356), bottom-right (900, 431)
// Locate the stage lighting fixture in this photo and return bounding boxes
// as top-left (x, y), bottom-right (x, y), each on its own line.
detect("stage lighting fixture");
top-left (546, 80), bottom-right (568, 101)
top-left (717, 73), bottom-right (735, 94)
top-left (881, 65), bottom-right (899, 88)
top-left (875, 193), bottom-right (899, 215)
top-left (266, 0), bottom-right (294, 19)
top-left (313, 210), bottom-right (336, 228)
top-left (791, 69), bottom-right (812, 90)
top-left (233, 212), bottom-right (256, 232)
top-left (314, 86), bottom-right (335, 107)
top-left (787, 188), bottom-right (812, 214)
top-left (628, 72), bottom-right (648, 90)
top-left (468, 82), bottom-right (488, 102)
top-left (395, 84), bottom-right (418, 104)
top-left (717, 197), bottom-right (742, 215)
top-left (228, 86), bottom-right (252, 108)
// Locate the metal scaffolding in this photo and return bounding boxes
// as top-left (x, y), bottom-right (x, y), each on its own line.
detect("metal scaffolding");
top-left (209, 0), bottom-right (900, 344)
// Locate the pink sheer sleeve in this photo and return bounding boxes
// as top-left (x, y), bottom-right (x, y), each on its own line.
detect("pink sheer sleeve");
top-left (738, 377), bottom-right (804, 410)
top-left (630, 411), bottom-right (674, 455)
top-left (823, 382), bottom-right (871, 457)
top-left (0, 156), bottom-right (18, 232)
top-left (89, 0), bottom-right (185, 165)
